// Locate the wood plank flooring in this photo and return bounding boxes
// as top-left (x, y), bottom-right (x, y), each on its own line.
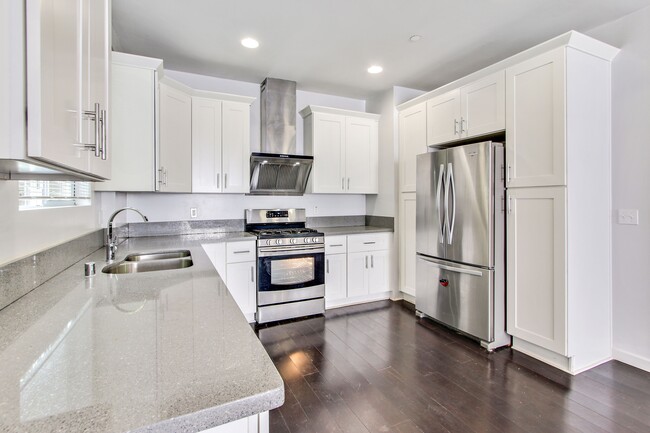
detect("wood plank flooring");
top-left (255, 300), bottom-right (650, 433)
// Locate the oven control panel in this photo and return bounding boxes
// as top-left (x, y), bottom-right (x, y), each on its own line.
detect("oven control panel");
top-left (259, 236), bottom-right (324, 247)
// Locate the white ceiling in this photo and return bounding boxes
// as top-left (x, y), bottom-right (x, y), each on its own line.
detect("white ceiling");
top-left (112, 0), bottom-right (650, 99)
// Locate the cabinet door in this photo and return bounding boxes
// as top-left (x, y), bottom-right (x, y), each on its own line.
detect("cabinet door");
top-left (96, 64), bottom-right (156, 191)
top-left (426, 89), bottom-right (460, 146)
top-left (226, 261), bottom-right (256, 320)
top-left (507, 187), bottom-right (567, 355)
top-left (325, 253), bottom-right (347, 304)
top-left (347, 252), bottom-right (369, 298)
top-left (310, 113), bottom-right (346, 193)
top-left (84, 0), bottom-right (111, 178)
top-left (460, 70), bottom-right (505, 139)
top-left (345, 116), bottom-right (378, 193)
top-left (368, 250), bottom-right (389, 294)
top-left (26, 0), bottom-right (86, 173)
top-left (506, 47), bottom-right (566, 187)
top-left (159, 81), bottom-right (192, 192)
top-left (399, 193), bottom-right (417, 297)
top-left (398, 102), bottom-right (427, 192)
top-left (202, 243), bottom-right (226, 278)
top-left (222, 101), bottom-right (251, 193)
top-left (192, 97), bottom-right (223, 193)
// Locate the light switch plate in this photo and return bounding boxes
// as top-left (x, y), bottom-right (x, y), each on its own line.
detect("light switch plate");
top-left (190, 207), bottom-right (198, 218)
top-left (617, 209), bottom-right (639, 225)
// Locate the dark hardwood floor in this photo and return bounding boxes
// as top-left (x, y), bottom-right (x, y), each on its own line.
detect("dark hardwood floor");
top-left (255, 300), bottom-right (650, 433)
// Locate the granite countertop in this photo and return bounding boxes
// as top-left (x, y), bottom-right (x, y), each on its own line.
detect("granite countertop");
top-left (316, 225), bottom-right (393, 236)
top-left (0, 232), bottom-right (283, 433)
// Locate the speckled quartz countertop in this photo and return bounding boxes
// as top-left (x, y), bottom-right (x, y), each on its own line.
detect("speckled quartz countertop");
top-left (0, 232), bottom-right (284, 433)
top-left (317, 226), bottom-right (393, 236)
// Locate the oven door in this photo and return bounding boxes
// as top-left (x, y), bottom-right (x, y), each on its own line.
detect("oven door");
top-left (257, 245), bottom-right (325, 306)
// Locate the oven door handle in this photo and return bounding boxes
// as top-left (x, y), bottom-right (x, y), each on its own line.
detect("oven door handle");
top-left (257, 245), bottom-right (325, 257)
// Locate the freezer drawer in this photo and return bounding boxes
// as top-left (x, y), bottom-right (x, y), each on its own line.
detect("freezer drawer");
top-left (416, 255), bottom-right (493, 342)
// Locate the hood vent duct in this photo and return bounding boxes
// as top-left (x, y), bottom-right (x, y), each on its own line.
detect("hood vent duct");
top-left (249, 78), bottom-right (313, 196)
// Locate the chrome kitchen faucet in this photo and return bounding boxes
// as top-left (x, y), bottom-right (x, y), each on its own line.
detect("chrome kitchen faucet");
top-left (106, 207), bottom-right (148, 261)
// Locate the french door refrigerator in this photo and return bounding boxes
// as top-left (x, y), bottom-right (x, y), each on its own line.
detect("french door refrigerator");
top-left (415, 141), bottom-right (510, 350)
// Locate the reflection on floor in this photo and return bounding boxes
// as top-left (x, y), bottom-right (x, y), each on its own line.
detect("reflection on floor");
top-left (257, 300), bottom-right (650, 433)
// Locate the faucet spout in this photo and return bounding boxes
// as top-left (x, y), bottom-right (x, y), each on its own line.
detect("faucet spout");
top-left (106, 207), bottom-right (149, 262)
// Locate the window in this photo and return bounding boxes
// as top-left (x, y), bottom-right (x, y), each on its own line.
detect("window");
top-left (18, 181), bottom-right (92, 210)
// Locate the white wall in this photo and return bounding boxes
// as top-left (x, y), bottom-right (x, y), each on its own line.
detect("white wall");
top-left (0, 181), bottom-right (102, 266)
top-left (588, 6), bottom-right (650, 372)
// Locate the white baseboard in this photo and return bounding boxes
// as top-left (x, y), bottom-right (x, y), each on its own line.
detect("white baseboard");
top-left (613, 347), bottom-right (650, 373)
top-left (326, 292), bottom-right (390, 310)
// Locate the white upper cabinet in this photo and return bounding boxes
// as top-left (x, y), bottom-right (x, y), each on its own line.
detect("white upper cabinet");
top-left (25, 0), bottom-right (111, 179)
top-left (192, 97), bottom-right (223, 193)
top-left (506, 47), bottom-right (566, 188)
top-left (95, 53), bottom-right (161, 192)
top-left (345, 116), bottom-right (378, 193)
top-left (192, 97), bottom-right (252, 194)
top-left (426, 89), bottom-right (461, 145)
top-left (398, 102), bottom-right (427, 193)
top-left (461, 71), bottom-right (506, 139)
top-left (301, 105), bottom-right (379, 194)
top-left (159, 79), bottom-right (192, 193)
top-left (426, 70), bottom-right (505, 147)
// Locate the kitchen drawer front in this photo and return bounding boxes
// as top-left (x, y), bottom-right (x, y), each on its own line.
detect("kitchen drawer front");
top-left (347, 233), bottom-right (390, 253)
top-left (226, 240), bottom-right (256, 263)
top-left (325, 236), bottom-right (347, 254)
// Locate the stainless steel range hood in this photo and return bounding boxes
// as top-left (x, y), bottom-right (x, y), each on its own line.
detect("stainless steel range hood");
top-left (249, 78), bottom-right (313, 195)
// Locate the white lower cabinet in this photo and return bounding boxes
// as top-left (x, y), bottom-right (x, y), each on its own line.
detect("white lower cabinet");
top-left (325, 253), bottom-right (347, 305)
top-left (399, 193), bottom-right (417, 298)
top-left (324, 233), bottom-right (392, 309)
top-left (203, 240), bottom-right (256, 322)
top-left (200, 411), bottom-right (269, 433)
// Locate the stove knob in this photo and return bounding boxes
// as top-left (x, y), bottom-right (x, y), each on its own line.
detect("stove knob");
top-left (275, 239), bottom-right (282, 245)
top-left (304, 238), bottom-right (310, 243)
top-left (290, 238), bottom-right (297, 244)
top-left (266, 240), bottom-right (272, 246)
top-left (312, 237), bottom-right (320, 243)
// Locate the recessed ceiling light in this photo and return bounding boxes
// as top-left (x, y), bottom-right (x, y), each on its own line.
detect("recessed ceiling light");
top-left (241, 38), bottom-right (259, 49)
top-left (409, 35), bottom-right (422, 42)
top-left (367, 65), bottom-right (383, 74)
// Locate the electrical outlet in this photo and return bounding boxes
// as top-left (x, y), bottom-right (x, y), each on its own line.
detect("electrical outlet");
top-left (190, 207), bottom-right (198, 219)
top-left (313, 206), bottom-right (318, 215)
top-left (617, 209), bottom-right (639, 225)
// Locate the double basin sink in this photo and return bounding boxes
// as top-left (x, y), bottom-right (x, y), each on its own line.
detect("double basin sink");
top-left (102, 250), bottom-right (193, 274)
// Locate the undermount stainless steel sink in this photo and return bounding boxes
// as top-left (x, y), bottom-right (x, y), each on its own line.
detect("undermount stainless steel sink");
top-left (102, 250), bottom-right (193, 274)
top-left (124, 249), bottom-right (191, 262)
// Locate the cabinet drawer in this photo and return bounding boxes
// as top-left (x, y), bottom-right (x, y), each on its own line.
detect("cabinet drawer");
top-left (347, 233), bottom-right (390, 253)
top-left (325, 236), bottom-right (347, 254)
top-left (226, 240), bottom-right (256, 263)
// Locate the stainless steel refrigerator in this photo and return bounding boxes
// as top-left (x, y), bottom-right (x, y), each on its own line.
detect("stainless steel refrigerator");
top-left (415, 141), bottom-right (510, 350)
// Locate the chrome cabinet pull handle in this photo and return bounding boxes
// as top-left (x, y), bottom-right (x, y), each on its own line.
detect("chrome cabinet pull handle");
top-left (342, 177), bottom-right (345, 190)
top-left (347, 178), bottom-right (350, 190)
top-left (326, 259), bottom-right (330, 274)
top-left (225, 173), bottom-right (228, 189)
top-left (217, 173), bottom-right (220, 189)
top-left (233, 250), bottom-right (250, 254)
top-left (507, 164), bottom-right (512, 184)
top-left (454, 119), bottom-right (459, 135)
top-left (363, 241), bottom-right (375, 245)
top-left (329, 244), bottom-right (343, 247)
top-left (100, 108), bottom-right (107, 160)
top-left (371, 255), bottom-right (374, 268)
top-left (460, 117), bottom-right (466, 134)
top-left (508, 196), bottom-right (513, 215)
top-left (251, 266), bottom-right (254, 282)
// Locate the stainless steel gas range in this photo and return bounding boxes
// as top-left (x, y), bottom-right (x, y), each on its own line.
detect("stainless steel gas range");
top-left (245, 209), bottom-right (325, 324)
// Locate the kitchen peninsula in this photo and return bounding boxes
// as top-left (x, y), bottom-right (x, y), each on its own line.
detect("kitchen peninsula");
top-left (0, 234), bottom-right (283, 433)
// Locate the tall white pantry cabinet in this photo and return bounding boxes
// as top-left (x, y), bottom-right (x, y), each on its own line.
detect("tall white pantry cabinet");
top-left (506, 40), bottom-right (619, 374)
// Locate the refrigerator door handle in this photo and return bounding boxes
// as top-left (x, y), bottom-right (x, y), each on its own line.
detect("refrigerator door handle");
top-left (436, 164), bottom-right (445, 243)
top-left (446, 162), bottom-right (456, 244)
top-left (418, 255), bottom-right (483, 277)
